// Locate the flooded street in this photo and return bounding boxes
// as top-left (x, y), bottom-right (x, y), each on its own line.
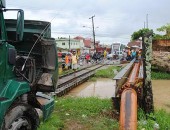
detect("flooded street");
top-left (66, 78), bottom-right (116, 98)
top-left (66, 78), bottom-right (170, 112)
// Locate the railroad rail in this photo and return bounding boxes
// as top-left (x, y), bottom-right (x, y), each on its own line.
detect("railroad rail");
top-left (55, 64), bottom-right (106, 96)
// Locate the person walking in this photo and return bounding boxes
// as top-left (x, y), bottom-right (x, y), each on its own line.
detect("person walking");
top-left (131, 49), bottom-right (136, 59)
top-left (71, 50), bottom-right (78, 76)
top-left (65, 54), bottom-right (69, 70)
top-left (85, 53), bottom-right (90, 64)
top-left (127, 48), bottom-right (131, 61)
top-left (65, 53), bottom-right (71, 69)
top-left (138, 49), bottom-right (142, 60)
top-left (104, 50), bottom-right (107, 60)
top-left (92, 52), bottom-right (97, 63)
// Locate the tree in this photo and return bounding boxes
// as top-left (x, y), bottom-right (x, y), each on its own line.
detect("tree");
top-left (131, 28), bottom-right (152, 41)
top-left (157, 23), bottom-right (170, 36)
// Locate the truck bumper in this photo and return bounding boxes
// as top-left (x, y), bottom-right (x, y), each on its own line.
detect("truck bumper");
top-left (36, 92), bottom-right (54, 121)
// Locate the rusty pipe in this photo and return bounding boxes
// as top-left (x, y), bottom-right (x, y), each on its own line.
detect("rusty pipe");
top-left (119, 88), bottom-right (137, 130)
top-left (127, 62), bottom-right (140, 84)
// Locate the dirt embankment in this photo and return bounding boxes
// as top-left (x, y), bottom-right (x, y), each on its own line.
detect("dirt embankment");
top-left (152, 51), bottom-right (170, 72)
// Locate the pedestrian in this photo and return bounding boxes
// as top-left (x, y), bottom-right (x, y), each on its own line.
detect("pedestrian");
top-left (138, 49), bottom-right (142, 60)
top-left (65, 53), bottom-right (71, 69)
top-left (121, 50), bottom-right (127, 61)
top-left (131, 49), bottom-right (136, 59)
top-left (104, 50), bottom-right (107, 60)
top-left (71, 50), bottom-right (78, 76)
top-left (92, 52), bottom-right (97, 63)
top-left (85, 53), bottom-right (90, 64)
top-left (65, 54), bottom-right (69, 70)
top-left (126, 48), bottom-right (131, 61)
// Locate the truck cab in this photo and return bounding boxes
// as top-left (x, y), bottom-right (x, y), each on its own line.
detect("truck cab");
top-left (0, 0), bottom-right (58, 129)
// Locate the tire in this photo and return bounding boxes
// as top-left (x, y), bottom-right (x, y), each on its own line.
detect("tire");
top-left (2, 103), bottom-right (40, 130)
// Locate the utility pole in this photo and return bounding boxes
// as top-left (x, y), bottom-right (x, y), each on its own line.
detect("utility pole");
top-left (146, 14), bottom-right (148, 28)
top-left (68, 35), bottom-right (70, 51)
top-left (144, 22), bottom-right (145, 29)
top-left (89, 15), bottom-right (96, 51)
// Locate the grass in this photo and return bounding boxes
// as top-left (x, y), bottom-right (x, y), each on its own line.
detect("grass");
top-left (138, 109), bottom-right (170, 130)
top-left (38, 97), bottom-right (119, 130)
top-left (38, 97), bottom-right (170, 130)
top-left (94, 66), bottom-right (122, 79)
top-left (59, 69), bottom-right (74, 76)
top-left (151, 70), bottom-right (170, 80)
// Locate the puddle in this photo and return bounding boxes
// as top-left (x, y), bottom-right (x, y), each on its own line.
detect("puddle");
top-left (66, 78), bottom-right (116, 98)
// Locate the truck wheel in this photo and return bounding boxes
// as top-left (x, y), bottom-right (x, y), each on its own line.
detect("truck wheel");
top-left (3, 103), bottom-right (40, 130)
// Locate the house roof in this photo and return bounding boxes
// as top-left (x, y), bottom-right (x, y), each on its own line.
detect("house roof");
top-left (83, 39), bottom-right (91, 48)
top-left (127, 40), bottom-right (142, 48)
top-left (74, 36), bottom-right (84, 40)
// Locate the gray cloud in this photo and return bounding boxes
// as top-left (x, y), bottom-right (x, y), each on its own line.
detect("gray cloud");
top-left (6, 0), bottom-right (170, 44)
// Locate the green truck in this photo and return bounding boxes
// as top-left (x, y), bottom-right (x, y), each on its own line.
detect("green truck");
top-left (0, 0), bottom-right (58, 129)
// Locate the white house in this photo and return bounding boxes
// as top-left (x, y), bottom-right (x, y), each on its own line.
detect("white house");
top-left (56, 37), bottom-right (84, 50)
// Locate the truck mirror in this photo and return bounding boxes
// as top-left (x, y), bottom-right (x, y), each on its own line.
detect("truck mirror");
top-left (8, 48), bottom-right (16, 65)
top-left (16, 10), bottom-right (24, 41)
top-left (0, 0), bottom-right (6, 8)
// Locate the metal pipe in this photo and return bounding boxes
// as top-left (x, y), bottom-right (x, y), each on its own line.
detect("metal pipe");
top-left (119, 88), bottom-right (137, 130)
top-left (127, 62), bottom-right (140, 84)
top-left (119, 62), bottom-right (140, 130)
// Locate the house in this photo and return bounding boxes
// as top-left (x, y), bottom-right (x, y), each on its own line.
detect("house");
top-left (127, 40), bottom-right (142, 48)
top-left (55, 37), bottom-right (84, 55)
top-left (74, 36), bottom-right (92, 54)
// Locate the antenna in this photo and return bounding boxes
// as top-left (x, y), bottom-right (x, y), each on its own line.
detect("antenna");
top-left (21, 17), bottom-right (56, 71)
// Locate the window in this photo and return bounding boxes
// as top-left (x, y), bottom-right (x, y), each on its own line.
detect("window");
top-left (62, 42), bottom-right (65, 45)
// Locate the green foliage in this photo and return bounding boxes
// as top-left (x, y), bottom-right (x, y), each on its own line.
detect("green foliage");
top-left (153, 33), bottom-right (170, 40)
top-left (151, 70), bottom-right (170, 80)
top-left (153, 23), bottom-right (170, 40)
top-left (131, 28), bottom-right (152, 40)
top-left (94, 66), bottom-right (121, 78)
top-left (157, 23), bottom-right (170, 35)
top-left (131, 23), bottom-right (170, 41)
top-left (138, 109), bottom-right (170, 130)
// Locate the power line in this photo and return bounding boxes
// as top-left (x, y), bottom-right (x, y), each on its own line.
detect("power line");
top-left (52, 31), bottom-right (130, 39)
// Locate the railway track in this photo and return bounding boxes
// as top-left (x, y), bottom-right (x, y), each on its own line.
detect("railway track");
top-left (54, 63), bottom-right (106, 96)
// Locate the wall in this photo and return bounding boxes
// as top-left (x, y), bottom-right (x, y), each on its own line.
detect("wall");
top-left (153, 39), bottom-right (170, 51)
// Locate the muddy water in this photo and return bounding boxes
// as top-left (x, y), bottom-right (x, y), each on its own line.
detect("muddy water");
top-left (66, 79), bottom-right (170, 112)
top-left (66, 78), bottom-right (116, 98)
top-left (152, 80), bottom-right (170, 112)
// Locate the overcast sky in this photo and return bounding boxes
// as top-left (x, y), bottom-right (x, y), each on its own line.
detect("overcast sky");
top-left (5, 0), bottom-right (170, 45)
